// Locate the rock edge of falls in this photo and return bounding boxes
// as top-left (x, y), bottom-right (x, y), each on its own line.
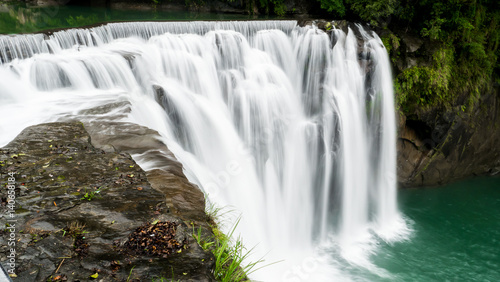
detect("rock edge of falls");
top-left (0, 121), bottom-right (216, 281)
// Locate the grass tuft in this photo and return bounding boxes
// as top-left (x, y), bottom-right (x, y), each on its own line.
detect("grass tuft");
top-left (193, 204), bottom-right (271, 282)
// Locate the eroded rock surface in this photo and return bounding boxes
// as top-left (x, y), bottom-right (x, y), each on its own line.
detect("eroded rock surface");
top-left (81, 120), bottom-right (211, 228)
top-left (0, 122), bottom-right (215, 281)
top-left (397, 91), bottom-right (500, 187)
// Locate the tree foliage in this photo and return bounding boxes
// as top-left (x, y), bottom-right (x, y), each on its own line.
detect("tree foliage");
top-left (345, 0), bottom-right (398, 27)
top-left (315, 0), bottom-right (499, 111)
top-left (394, 0), bottom-right (499, 111)
top-left (318, 0), bottom-right (346, 17)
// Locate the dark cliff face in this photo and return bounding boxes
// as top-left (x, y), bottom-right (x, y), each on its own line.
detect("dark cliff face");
top-left (386, 29), bottom-right (500, 187)
top-left (396, 88), bottom-right (500, 187)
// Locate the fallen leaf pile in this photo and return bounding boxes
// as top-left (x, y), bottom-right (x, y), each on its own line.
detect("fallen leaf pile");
top-left (124, 221), bottom-right (187, 258)
top-left (74, 234), bottom-right (89, 257)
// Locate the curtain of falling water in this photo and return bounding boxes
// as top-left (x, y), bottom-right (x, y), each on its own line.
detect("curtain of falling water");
top-left (0, 21), bottom-right (409, 281)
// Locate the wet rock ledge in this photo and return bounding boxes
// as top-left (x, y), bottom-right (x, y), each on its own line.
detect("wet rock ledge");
top-left (0, 122), bottom-right (216, 282)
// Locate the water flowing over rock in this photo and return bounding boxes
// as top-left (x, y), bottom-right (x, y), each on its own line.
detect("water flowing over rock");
top-left (0, 21), bottom-right (409, 281)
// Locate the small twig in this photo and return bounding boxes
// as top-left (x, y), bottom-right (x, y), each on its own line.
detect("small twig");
top-left (55, 258), bottom-right (65, 273)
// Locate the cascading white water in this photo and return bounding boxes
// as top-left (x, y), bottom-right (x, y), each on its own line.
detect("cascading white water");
top-left (0, 21), bottom-right (409, 281)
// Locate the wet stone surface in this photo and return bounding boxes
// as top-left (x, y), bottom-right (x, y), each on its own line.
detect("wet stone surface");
top-left (0, 122), bottom-right (215, 281)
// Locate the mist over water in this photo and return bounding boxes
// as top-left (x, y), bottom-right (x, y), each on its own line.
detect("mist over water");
top-left (0, 21), bottom-right (411, 281)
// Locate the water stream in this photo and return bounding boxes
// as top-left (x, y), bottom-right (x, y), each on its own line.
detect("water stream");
top-left (1, 20), bottom-right (413, 281)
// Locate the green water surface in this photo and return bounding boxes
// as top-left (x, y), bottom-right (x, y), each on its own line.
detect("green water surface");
top-left (373, 177), bottom-right (500, 281)
top-left (0, 1), bottom-right (280, 34)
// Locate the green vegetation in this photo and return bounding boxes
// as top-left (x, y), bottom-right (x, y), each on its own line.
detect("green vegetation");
top-left (396, 47), bottom-right (454, 111)
top-left (259, 0), bottom-right (287, 16)
top-left (388, 0), bottom-right (499, 113)
top-left (127, 266), bottom-right (136, 282)
top-left (80, 187), bottom-right (102, 201)
top-left (59, 221), bottom-right (88, 238)
top-left (318, 0), bottom-right (499, 113)
top-left (193, 205), bottom-right (267, 282)
top-left (318, 0), bottom-right (346, 16)
top-left (66, 14), bottom-right (99, 27)
top-left (347, 0), bottom-right (398, 27)
top-left (0, 4), bottom-right (63, 34)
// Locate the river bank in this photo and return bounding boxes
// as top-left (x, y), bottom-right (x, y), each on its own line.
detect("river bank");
top-left (0, 122), bottom-right (216, 281)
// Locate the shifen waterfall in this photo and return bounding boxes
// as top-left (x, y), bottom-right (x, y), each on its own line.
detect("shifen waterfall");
top-left (0, 20), bottom-right (409, 281)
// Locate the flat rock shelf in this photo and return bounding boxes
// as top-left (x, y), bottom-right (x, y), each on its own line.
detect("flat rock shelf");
top-left (0, 122), bottom-right (216, 281)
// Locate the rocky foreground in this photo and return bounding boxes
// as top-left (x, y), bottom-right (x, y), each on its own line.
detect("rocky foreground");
top-left (0, 122), bottom-right (216, 281)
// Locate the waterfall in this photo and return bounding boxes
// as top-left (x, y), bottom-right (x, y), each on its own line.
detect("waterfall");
top-left (0, 21), bottom-right (409, 281)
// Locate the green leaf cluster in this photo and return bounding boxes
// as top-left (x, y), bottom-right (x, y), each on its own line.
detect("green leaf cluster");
top-left (395, 0), bottom-right (499, 111)
top-left (318, 0), bottom-right (346, 16)
top-left (258, 0), bottom-right (287, 16)
top-left (336, 0), bottom-right (499, 113)
top-left (397, 48), bottom-right (454, 111)
top-left (346, 0), bottom-right (398, 27)
top-left (66, 15), bottom-right (99, 27)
